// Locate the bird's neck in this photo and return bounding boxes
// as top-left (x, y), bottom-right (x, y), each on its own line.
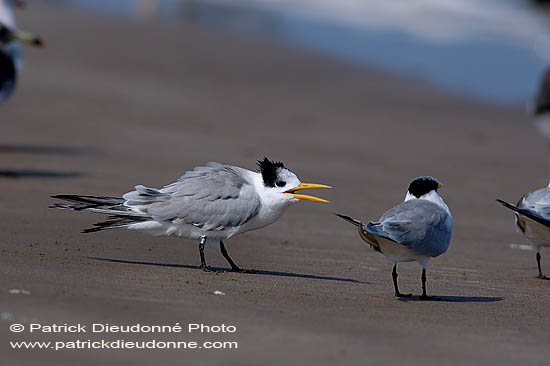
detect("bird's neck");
top-left (249, 171), bottom-right (294, 210)
top-left (405, 190), bottom-right (450, 213)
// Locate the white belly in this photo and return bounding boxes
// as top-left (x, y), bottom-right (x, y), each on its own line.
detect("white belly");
top-left (126, 220), bottom-right (240, 244)
top-left (123, 198), bottom-right (290, 245)
top-left (124, 208), bottom-right (284, 245)
top-left (378, 237), bottom-right (429, 266)
top-left (519, 217), bottom-right (550, 248)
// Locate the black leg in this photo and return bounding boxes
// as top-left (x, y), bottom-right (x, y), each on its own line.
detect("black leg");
top-left (198, 236), bottom-right (211, 272)
top-left (392, 264), bottom-right (411, 298)
top-left (536, 251), bottom-right (550, 280)
top-left (419, 268), bottom-right (437, 300)
top-left (220, 241), bottom-right (244, 272)
top-left (420, 268), bottom-right (428, 299)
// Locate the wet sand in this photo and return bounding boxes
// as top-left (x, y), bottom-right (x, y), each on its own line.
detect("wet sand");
top-left (1, 4), bottom-right (549, 365)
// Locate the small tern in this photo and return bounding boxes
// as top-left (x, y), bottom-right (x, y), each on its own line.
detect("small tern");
top-left (336, 176), bottom-right (452, 299)
top-left (51, 158), bottom-right (331, 272)
top-left (0, 0), bottom-right (43, 102)
top-left (497, 182), bottom-right (550, 279)
top-left (533, 66), bottom-right (550, 138)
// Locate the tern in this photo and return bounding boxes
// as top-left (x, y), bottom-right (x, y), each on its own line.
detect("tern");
top-left (533, 66), bottom-right (550, 139)
top-left (335, 176), bottom-right (452, 299)
top-left (0, 0), bottom-right (43, 102)
top-left (497, 182), bottom-right (550, 279)
top-left (51, 158), bottom-right (331, 272)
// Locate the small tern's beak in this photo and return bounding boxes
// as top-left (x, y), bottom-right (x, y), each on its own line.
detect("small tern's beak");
top-left (284, 182), bottom-right (332, 203)
top-left (12, 29), bottom-right (44, 47)
top-left (438, 182), bottom-right (443, 189)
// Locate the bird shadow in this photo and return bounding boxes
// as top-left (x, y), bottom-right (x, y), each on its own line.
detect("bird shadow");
top-left (0, 170), bottom-right (82, 179)
top-left (0, 144), bottom-right (90, 179)
top-left (0, 144), bottom-right (90, 156)
top-left (397, 295), bottom-right (504, 303)
top-left (86, 257), bottom-right (365, 284)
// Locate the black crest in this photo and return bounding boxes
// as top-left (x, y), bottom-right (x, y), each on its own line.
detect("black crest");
top-left (257, 157), bottom-right (285, 187)
top-left (408, 176), bottom-right (439, 198)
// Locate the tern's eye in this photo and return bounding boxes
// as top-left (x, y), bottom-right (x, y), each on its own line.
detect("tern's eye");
top-left (276, 181), bottom-right (286, 187)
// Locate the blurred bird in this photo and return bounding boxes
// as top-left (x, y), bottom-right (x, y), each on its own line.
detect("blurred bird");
top-left (335, 176), bottom-right (452, 299)
top-left (497, 183), bottom-right (550, 279)
top-left (533, 66), bottom-right (550, 138)
top-left (0, 0), bottom-right (43, 102)
top-left (51, 158), bottom-right (331, 272)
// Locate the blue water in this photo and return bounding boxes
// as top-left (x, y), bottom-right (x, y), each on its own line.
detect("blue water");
top-left (61, 0), bottom-right (548, 105)
top-left (270, 12), bottom-right (543, 104)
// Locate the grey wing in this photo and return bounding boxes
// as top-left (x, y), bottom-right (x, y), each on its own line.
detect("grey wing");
top-left (365, 200), bottom-right (452, 257)
top-left (123, 162), bottom-right (261, 231)
top-left (498, 198), bottom-right (550, 229)
top-left (520, 188), bottom-right (550, 219)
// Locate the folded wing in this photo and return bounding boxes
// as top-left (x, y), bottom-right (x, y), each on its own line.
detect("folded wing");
top-left (124, 162), bottom-right (261, 232)
top-left (365, 200), bottom-right (452, 257)
top-left (497, 199), bottom-right (550, 229)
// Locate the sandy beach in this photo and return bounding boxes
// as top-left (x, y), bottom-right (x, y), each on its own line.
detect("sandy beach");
top-left (1, 3), bottom-right (549, 365)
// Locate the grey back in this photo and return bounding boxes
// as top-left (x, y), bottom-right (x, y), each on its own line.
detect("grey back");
top-left (519, 187), bottom-right (550, 220)
top-left (365, 199), bottom-right (452, 257)
top-left (125, 162), bottom-right (261, 232)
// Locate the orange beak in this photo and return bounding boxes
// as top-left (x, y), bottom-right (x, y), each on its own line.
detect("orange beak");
top-left (284, 182), bottom-right (332, 203)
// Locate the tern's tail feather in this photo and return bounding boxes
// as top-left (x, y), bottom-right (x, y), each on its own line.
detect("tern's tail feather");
top-left (50, 194), bottom-right (149, 233)
top-left (334, 212), bottom-right (382, 252)
top-left (496, 199), bottom-right (550, 229)
top-left (333, 213), bottom-right (361, 227)
top-left (496, 199), bottom-right (519, 212)
top-left (50, 195), bottom-right (125, 210)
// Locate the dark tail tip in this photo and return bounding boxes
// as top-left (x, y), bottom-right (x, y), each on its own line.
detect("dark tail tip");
top-left (333, 212), bottom-right (360, 226)
top-left (496, 199), bottom-right (520, 213)
top-left (49, 203), bottom-right (72, 209)
top-left (33, 37), bottom-right (44, 47)
top-left (496, 199), bottom-right (512, 207)
top-left (51, 194), bottom-right (76, 200)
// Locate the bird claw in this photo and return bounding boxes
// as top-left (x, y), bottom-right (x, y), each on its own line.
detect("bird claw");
top-left (395, 292), bottom-right (412, 298)
top-left (199, 265), bottom-right (213, 272)
top-left (537, 274), bottom-right (550, 280)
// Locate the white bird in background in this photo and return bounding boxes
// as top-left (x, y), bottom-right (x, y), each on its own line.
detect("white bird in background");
top-left (0, 0), bottom-right (43, 103)
top-left (497, 183), bottom-right (550, 279)
top-left (533, 66), bottom-right (550, 139)
top-left (336, 176), bottom-right (452, 299)
top-left (51, 158), bottom-right (331, 272)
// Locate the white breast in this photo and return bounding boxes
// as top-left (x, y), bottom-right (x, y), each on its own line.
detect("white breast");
top-left (377, 237), bottom-right (430, 266)
top-left (0, 1), bottom-right (16, 29)
top-left (516, 215), bottom-right (550, 248)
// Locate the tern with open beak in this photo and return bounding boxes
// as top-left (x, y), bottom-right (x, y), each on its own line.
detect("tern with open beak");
top-left (0, 0), bottom-right (43, 102)
top-left (51, 158), bottom-right (331, 272)
top-left (497, 182), bottom-right (550, 279)
top-left (335, 176), bottom-right (452, 299)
